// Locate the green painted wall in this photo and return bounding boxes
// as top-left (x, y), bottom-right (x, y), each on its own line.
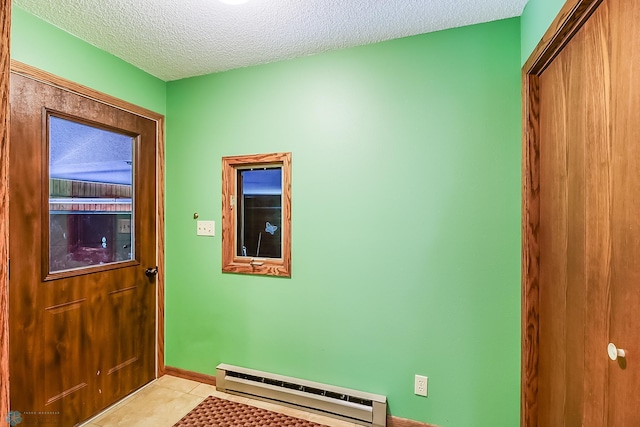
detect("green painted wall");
top-left (165, 17), bottom-right (521, 427)
top-left (520, 0), bottom-right (566, 64)
top-left (11, 6), bottom-right (522, 426)
top-left (11, 6), bottom-right (166, 115)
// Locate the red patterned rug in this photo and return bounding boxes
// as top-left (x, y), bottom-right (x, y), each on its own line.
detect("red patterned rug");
top-left (173, 396), bottom-right (327, 427)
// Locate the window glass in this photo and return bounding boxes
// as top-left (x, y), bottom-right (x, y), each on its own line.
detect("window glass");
top-left (48, 116), bottom-right (134, 273)
top-left (236, 168), bottom-right (282, 258)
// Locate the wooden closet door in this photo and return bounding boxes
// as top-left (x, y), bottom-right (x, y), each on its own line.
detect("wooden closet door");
top-left (606, 0), bottom-right (640, 424)
top-left (537, 0), bottom-right (640, 425)
top-left (538, 16), bottom-right (589, 426)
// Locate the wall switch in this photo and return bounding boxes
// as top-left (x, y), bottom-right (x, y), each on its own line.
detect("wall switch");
top-left (117, 219), bottom-right (131, 234)
top-left (415, 375), bottom-right (428, 397)
top-left (196, 220), bottom-right (215, 236)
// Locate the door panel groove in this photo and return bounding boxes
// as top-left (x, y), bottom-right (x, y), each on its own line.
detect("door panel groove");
top-left (46, 382), bottom-right (88, 405)
top-left (45, 299), bottom-right (86, 313)
top-left (108, 285), bottom-right (137, 295)
top-left (108, 357), bottom-right (139, 375)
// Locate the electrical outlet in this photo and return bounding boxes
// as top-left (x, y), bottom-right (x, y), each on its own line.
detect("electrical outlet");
top-left (196, 220), bottom-right (215, 236)
top-left (415, 375), bottom-right (428, 397)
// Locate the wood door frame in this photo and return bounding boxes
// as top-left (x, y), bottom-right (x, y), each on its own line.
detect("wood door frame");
top-left (3, 60), bottom-right (167, 408)
top-left (0, 0), bottom-right (10, 420)
top-left (521, 0), bottom-right (604, 425)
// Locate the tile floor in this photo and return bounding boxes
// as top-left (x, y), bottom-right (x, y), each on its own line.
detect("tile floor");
top-left (80, 375), bottom-right (362, 427)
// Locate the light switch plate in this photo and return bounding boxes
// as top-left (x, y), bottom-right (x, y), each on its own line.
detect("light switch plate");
top-left (196, 220), bottom-right (215, 236)
top-left (117, 219), bottom-right (131, 234)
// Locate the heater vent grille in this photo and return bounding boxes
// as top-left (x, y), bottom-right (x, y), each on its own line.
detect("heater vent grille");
top-left (216, 364), bottom-right (386, 427)
top-left (226, 370), bottom-right (375, 407)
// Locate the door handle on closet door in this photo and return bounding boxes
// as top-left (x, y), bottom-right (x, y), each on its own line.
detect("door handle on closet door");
top-left (608, 343), bottom-right (626, 361)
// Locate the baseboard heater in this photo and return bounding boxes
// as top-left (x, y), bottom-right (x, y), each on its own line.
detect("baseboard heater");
top-left (216, 363), bottom-right (387, 426)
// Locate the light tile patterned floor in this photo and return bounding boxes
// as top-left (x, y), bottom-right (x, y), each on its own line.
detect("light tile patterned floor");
top-left (80, 375), bottom-right (361, 427)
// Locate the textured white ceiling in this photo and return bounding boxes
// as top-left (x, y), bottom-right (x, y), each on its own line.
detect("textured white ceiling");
top-left (14, 0), bottom-right (528, 81)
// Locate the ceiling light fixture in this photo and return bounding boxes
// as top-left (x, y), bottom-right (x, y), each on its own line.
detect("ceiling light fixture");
top-left (219, 0), bottom-right (250, 4)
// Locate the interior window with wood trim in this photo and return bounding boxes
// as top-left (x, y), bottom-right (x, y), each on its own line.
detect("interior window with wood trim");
top-left (222, 152), bottom-right (291, 277)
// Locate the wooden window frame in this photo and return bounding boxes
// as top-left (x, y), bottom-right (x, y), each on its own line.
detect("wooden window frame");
top-left (222, 152), bottom-right (291, 277)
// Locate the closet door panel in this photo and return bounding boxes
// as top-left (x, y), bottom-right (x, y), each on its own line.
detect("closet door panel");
top-left (607, 0), bottom-right (640, 424)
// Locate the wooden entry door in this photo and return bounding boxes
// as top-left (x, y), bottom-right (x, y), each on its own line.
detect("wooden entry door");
top-left (9, 72), bottom-right (157, 426)
top-left (523, 0), bottom-right (640, 425)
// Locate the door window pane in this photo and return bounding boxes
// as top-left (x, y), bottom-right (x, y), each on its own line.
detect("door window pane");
top-left (48, 116), bottom-right (134, 273)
